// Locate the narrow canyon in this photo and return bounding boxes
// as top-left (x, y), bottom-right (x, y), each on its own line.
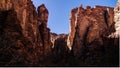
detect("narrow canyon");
top-left (0, 0), bottom-right (119, 67)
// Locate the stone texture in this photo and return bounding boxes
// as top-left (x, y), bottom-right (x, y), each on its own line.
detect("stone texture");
top-left (51, 33), bottom-right (70, 66)
top-left (50, 33), bottom-right (58, 48)
top-left (38, 4), bottom-right (52, 57)
top-left (68, 6), bottom-right (114, 50)
top-left (0, 0), bottom-right (52, 66)
top-left (108, 0), bottom-right (120, 38)
top-left (38, 4), bottom-right (49, 26)
top-left (0, 0), bottom-right (119, 67)
top-left (67, 5), bottom-right (119, 66)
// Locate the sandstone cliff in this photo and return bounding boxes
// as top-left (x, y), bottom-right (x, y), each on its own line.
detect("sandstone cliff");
top-left (67, 5), bottom-right (114, 50)
top-left (38, 4), bottom-right (52, 58)
top-left (51, 33), bottom-right (69, 66)
top-left (0, 0), bottom-right (52, 66)
top-left (67, 5), bottom-right (119, 66)
top-left (0, 0), bottom-right (119, 67)
top-left (108, 0), bottom-right (120, 38)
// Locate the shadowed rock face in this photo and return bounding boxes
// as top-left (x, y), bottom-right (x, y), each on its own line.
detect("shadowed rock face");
top-left (38, 4), bottom-right (52, 57)
top-left (51, 33), bottom-right (70, 66)
top-left (0, 0), bottom-right (52, 66)
top-left (67, 5), bottom-right (119, 66)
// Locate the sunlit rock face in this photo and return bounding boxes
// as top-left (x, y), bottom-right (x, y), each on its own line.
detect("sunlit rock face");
top-left (50, 33), bottom-right (58, 48)
top-left (67, 5), bottom-right (119, 66)
top-left (0, 0), bottom-right (52, 66)
top-left (108, 0), bottom-right (120, 38)
top-left (67, 5), bottom-right (114, 51)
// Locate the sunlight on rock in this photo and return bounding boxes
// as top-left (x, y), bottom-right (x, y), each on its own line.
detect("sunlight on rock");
top-left (108, 0), bottom-right (120, 38)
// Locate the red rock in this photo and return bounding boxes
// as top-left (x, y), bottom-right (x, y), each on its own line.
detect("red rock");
top-left (67, 5), bottom-right (119, 66)
top-left (0, 0), bottom-right (52, 66)
top-left (51, 33), bottom-right (69, 65)
top-left (0, 0), bottom-right (118, 66)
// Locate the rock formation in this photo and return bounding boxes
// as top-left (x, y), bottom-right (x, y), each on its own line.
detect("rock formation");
top-left (0, 0), bottom-right (119, 67)
top-left (67, 5), bottom-right (119, 66)
top-left (108, 0), bottom-right (120, 38)
top-left (67, 5), bottom-right (114, 50)
top-left (50, 33), bottom-right (58, 48)
top-left (51, 33), bottom-right (69, 66)
top-left (38, 4), bottom-right (52, 57)
top-left (0, 0), bottom-right (52, 66)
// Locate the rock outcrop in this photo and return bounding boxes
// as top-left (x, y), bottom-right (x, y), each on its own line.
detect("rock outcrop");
top-left (67, 5), bottom-right (114, 50)
top-left (108, 0), bottom-right (120, 38)
top-left (49, 33), bottom-right (71, 66)
top-left (50, 33), bottom-right (58, 48)
top-left (38, 4), bottom-right (52, 57)
top-left (67, 5), bottom-right (119, 66)
top-left (51, 33), bottom-right (69, 66)
top-left (0, 0), bottom-right (52, 66)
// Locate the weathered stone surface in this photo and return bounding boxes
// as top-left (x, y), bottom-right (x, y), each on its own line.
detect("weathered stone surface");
top-left (51, 33), bottom-right (70, 66)
top-left (38, 4), bottom-right (49, 26)
top-left (38, 4), bottom-right (52, 57)
top-left (67, 5), bottom-right (119, 66)
top-left (0, 0), bottom-right (119, 67)
top-left (50, 33), bottom-right (58, 48)
top-left (108, 0), bottom-right (120, 38)
top-left (0, 0), bottom-right (52, 66)
top-left (68, 6), bottom-right (114, 50)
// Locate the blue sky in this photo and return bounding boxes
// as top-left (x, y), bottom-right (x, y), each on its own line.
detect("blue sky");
top-left (32, 0), bottom-right (117, 34)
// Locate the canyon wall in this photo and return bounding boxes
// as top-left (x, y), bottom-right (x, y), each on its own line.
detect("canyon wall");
top-left (108, 0), bottom-right (120, 38)
top-left (51, 33), bottom-right (70, 66)
top-left (0, 0), bottom-right (52, 66)
top-left (67, 5), bottom-right (119, 66)
top-left (37, 4), bottom-right (52, 58)
top-left (0, 0), bottom-right (119, 67)
top-left (67, 5), bottom-right (114, 50)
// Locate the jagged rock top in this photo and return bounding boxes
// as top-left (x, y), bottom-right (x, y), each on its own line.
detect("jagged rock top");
top-left (71, 5), bottom-right (114, 13)
top-left (38, 4), bottom-right (49, 13)
top-left (68, 5), bottom-right (114, 49)
top-left (37, 4), bottom-right (49, 26)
